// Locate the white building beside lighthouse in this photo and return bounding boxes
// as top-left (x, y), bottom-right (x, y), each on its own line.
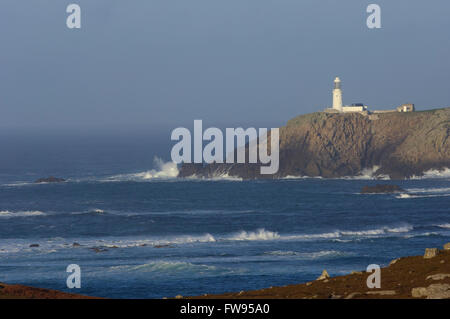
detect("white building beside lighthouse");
top-left (325, 77), bottom-right (368, 113)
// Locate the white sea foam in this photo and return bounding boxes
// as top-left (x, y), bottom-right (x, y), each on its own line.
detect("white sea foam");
top-left (104, 157), bottom-right (179, 182)
top-left (227, 229), bottom-right (281, 241)
top-left (406, 187), bottom-right (450, 193)
top-left (281, 166), bottom-right (390, 180)
top-left (410, 167), bottom-right (450, 179)
top-left (436, 223), bottom-right (450, 229)
top-left (347, 166), bottom-right (390, 180)
top-left (109, 261), bottom-right (220, 275)
top-left (264, 250), bottom-right (350, 259)
top-left (0, 210), bottom-right (46, 218)
top-left (396, 193), bottom-right (450, 199)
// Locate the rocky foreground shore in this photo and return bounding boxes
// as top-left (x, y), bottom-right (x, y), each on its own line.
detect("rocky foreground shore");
top-left (1, 244), bottom-right (449, 299)
top-left (187, 243), bottom-right (450, 299)
top-left (0, 283), bottom-right (96, 299)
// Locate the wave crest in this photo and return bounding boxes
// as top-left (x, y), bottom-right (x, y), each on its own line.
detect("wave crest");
top-left (0, 210), bottom-right (46, 218)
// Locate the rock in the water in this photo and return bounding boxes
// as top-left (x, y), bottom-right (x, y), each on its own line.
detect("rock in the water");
top-left (316, 270), bottom-right (330, 281)
top-left (34, 176), bottom-right (66, 184)
top-left (412, 284), bottom-right (450, 299)
top-left (361, 185), bottom-right (403, 194)
top-left (424, 248), bottom-right (440, 259)
top-left (443, 243), bottom-right (450, 250)
top-left (29, 244), bottom-right (39, 248)
top-left (72, 242), bottom-right (81, 247)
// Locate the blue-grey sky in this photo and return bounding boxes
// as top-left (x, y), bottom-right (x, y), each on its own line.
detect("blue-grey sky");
top-left (1, 0), bottom-right (449, 131)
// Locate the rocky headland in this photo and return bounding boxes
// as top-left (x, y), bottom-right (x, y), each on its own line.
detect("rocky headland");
top-left (179, 108), bottom-right (450, 180)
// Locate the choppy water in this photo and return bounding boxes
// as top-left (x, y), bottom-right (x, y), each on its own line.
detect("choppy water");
top-left (1, 169), bottom-right (449, 298)
top-left (0, 133), bottom-right (449, 298)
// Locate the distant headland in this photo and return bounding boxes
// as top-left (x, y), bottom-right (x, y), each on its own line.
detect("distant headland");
top-left (179, 78), bottom-right (449, 180)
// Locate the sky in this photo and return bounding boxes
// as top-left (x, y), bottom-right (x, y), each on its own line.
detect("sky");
top-left (0, 0), bottom-right (449, 133)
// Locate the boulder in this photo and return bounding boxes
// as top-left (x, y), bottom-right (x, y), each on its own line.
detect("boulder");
top-left (361, 185), bottom-right (404, 194)
top-left (34, 176), bottom-right (66, 184)
top-left (443, 243), bottom-right (450, 250)
top-left (389, 258), bottom-right (401, 266)
top-left (424, 248), bottom-right (440, 259)
top-left (412, 284), bottom-right (450, 299)
top-left (316, 270), bottom-right (330, 281)
top-left (426, 274), bottom-right (450, 281)
top-left (29, 244), bottom-right (39, 248)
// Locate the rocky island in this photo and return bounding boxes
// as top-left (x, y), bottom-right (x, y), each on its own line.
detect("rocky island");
top-left (34, 176), bottom-right (66, 183)
top-left (179, 108), bottom-right (450, 180)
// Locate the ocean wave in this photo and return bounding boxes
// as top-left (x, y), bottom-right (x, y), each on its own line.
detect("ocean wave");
top-left (224, 226), bottom-right (413, 242)
top-left (101, 157), bottom-right (243, 182)
top-left (186, 174), bottom-right (243, 182)
top-left (1, 181), bottom-right (35, 187)
top-left (109, 261), bottom-right (220, 276)
top-left (0, 210), bottom-right (46, 218)
top-left (346, 166), bottom-right (390, 180)
top-left (435, 223), bottom-right (450, 229)
top-left (263, 250), bottom-right (350, 259)
top-left (0, 223), bottom-right (427, 256)
top-left (406, 187), bottom-right (450, 193)
top-left (281, 166), bottom-right (390, 180)
top-left (227, 229), bottom-right (281, 241)
top-left (396, 193), bottom-right (450, 199)
top-left (410, 168), bottom-right (450, 179)
top-left (104, 157), bottom-right (179, 182)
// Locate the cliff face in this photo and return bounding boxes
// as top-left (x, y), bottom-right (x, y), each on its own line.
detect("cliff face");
top-left (179, 108), bottom-right (450, 179)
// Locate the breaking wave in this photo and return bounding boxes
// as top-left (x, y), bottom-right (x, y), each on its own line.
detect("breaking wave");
top-left (281, 166), bottom-right (390, 180)
top-left (349, 166), bottom-right (390, 180)
top-left (264, 250), bottom-right (351, 259)
top-left (0, 210), bottom-right (46, 218)
top-left (227, 229), bottom-right (281, 241)
top-left (110, 261), bottom-right (218, 274)
top-left (104, 157), bottom-right (179, 181)
top-left (396, 193), bottom-right (450, 199)
top-left (410, 168), bottom-right (450, 179)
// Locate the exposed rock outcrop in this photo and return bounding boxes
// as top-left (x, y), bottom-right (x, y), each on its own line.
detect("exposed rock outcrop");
top-left (424, 248), bottom-right (440, 259)
top-left (316, 270), bottom-right (330, 281)
top-left (34, 176), bottom-right (66, 183)
top-left (179, 108), bottom-right (450, 179)
top-left (411, 284), bottom-right (450, 299)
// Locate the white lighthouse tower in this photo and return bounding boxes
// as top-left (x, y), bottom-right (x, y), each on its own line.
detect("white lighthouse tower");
top-left (332, 77), bottom-right (343, 112)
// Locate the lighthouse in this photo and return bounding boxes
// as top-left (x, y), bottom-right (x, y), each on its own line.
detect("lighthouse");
top-left (332, 77), bottom-right (343, 112)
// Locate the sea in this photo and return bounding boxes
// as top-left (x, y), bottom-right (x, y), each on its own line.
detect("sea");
top-left (0, 132), bottom-right (449, 298)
